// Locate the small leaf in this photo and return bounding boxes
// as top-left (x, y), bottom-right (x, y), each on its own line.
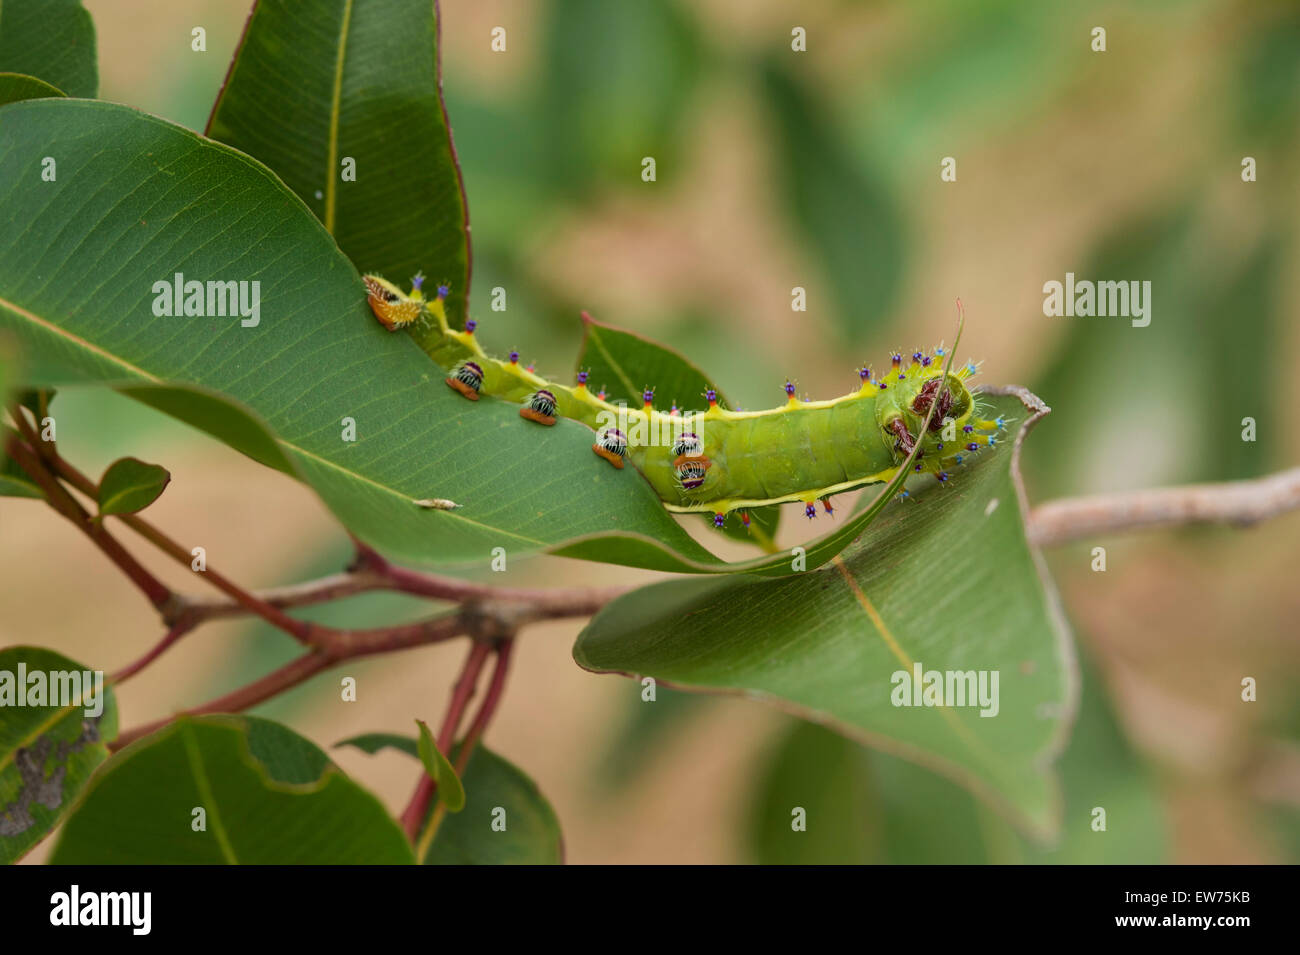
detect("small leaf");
top-left (577, 315), bottom-right (781, 546)
top-left (96, 456), bottom-right (170, 516)
top-left (0, 71), bottom-right (65, 106)
top-left (425, 747), bottom-right (562, 865)
top-left (336, 734), bottom-right (563, 864)
top-left (335, 732), bottom-right (417, 759)
top-left (0, 352), bottom-right (39, 498)
top-left (415, 719), bottom-right (464, 813)
top-left (0, 646), bottom-right (118, 864)
top-left (51, 715), bottom-right (413, 863)
top-left (0, 439), bottom-right (42, 498)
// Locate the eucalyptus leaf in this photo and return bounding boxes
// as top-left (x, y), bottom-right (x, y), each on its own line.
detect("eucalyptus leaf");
top-left (207, 0), bottom-right (471, 333)
top-left (0, 645), bottom-right (117, 864)
top-left (415, 719), bottom-right (464, 813)
top-left (0, 0), bottom-right (96, 98)
top-left (0, 98), bottom-right (724, 572)
top-left (425, 746), bottom-right (562, 865)
top-left (759, 57), bottom-right (906, 341)
top-left (540, 0), bottom-right (701, 193)
top-left (0, 71), bottom-right (65, 106)
top-left (749, 647), bottom-right (1167, 863)
top-left (576, 389), bottom-right (1075, 836)
top-left (335, 734), bottom-right (563, 864)
top-left (50, 715), bottom-right (413, 864)
top-left (96, 456), bottom-right (170, 516)
top-left (0, 432), bottom-right (40, 497)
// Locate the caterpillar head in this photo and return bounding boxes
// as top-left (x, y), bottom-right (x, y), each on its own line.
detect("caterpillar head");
top-left (876, 372), bottom-right (973, 458)
top-left (363, 274), bottom-right (424, 330)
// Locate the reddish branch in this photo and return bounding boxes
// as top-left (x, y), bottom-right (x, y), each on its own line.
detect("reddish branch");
top-left (401, 635), bottom-right (516, 852)
top-left (454, 637), bottom-right (514, 774)
top-left (399, 639), bottom-right (496, 842)
top-left (5, 410), bottom-right (622, 760)
top-left (4, 433), bottom-right (174, 610)
top-left (1029, 466), bottom-right (1300, 547)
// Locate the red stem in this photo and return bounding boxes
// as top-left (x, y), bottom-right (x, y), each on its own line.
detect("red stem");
top-left (111, 612), bottom-right (469, 749)
top-left (400, 640), bottom-right (494, 841)
top-left (454, 637), bottom-right (514, 774)
top-left (110, 620), bottom-right (194, 684)
top-left (4, 433), bottom-right (174, 610)
top-left (114, 651), bottom-right (335, 749)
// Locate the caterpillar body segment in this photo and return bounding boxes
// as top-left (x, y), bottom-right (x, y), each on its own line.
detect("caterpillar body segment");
top-left (364, 274), bottom-right (1003, 525)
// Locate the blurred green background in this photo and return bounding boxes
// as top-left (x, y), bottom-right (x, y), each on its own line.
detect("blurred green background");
top-left (6, 0), bottom-right (1298, 862)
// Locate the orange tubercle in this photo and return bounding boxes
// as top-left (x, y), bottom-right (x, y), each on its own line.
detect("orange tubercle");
top-left (519, 407), bottom-right (556, 426)
top-left (592, 445), bottom-right (625, 468)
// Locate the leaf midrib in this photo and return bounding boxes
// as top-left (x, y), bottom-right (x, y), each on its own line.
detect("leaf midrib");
top-left (830, 555), bottom-right (1012, 781)
top-left (179, 721), bottom-right (237, 864)
top-left (322, 0), bottom-right (355, 234)
top-left (585, 326), bottom-right (640, 402)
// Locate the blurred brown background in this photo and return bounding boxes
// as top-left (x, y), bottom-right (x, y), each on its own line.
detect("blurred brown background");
top-left (6, 0), bottom-right (1299, 862)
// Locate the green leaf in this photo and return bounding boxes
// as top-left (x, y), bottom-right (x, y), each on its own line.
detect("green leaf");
top-left (0, 0), bottom-right (96, 98)
top-left (576, 389), bottom-right (1075, 836)
top-left (747, 721), bottom-right (876, 865)
top-left (333, 732), bottom-right (417, 759)
top-left (335, 734), bottom-right (563, 864)
top-left (0, 435), bottom-right (42, 498)
top-left (0, 346), bottom-right (36, 497)
top-left (758, 57), bottom-right (906, 341)
top-left (0, 71), bottom-right (65, 106)
top-left (415, 719), bottom-right (464, 813)
top-left (595, 683), bottom-right (713, 792)
top-left (0, 97), bottom-right (721, 571)
top-left (425, 746), bottom-right (562, 865)
top-left (0, 97), bottom-right (1000, 577)
top-left (206, 0), bottom-right (471, 330)
top-left (0, 646), bottom-right (118, 864)
top-left (50, 715), bottom-right (414, 863)
top-left (540, 0), bottom-right (701, 193)
top-left (1029, 206), bottom-right (1285, 497)
top-left (95, 456), bottom-right (170, 517)
top-left (748, 646), bottom-right (1167, 864)
top-left (577, 314), bottom-right (781, 547)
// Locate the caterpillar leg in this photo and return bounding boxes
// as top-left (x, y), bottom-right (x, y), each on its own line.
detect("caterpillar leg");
top-left (593, 428), bottom-right (627, 468)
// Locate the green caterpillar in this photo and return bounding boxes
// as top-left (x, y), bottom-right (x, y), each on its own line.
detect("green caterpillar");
top-left (364, 274), bottom-right (1003, 530)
